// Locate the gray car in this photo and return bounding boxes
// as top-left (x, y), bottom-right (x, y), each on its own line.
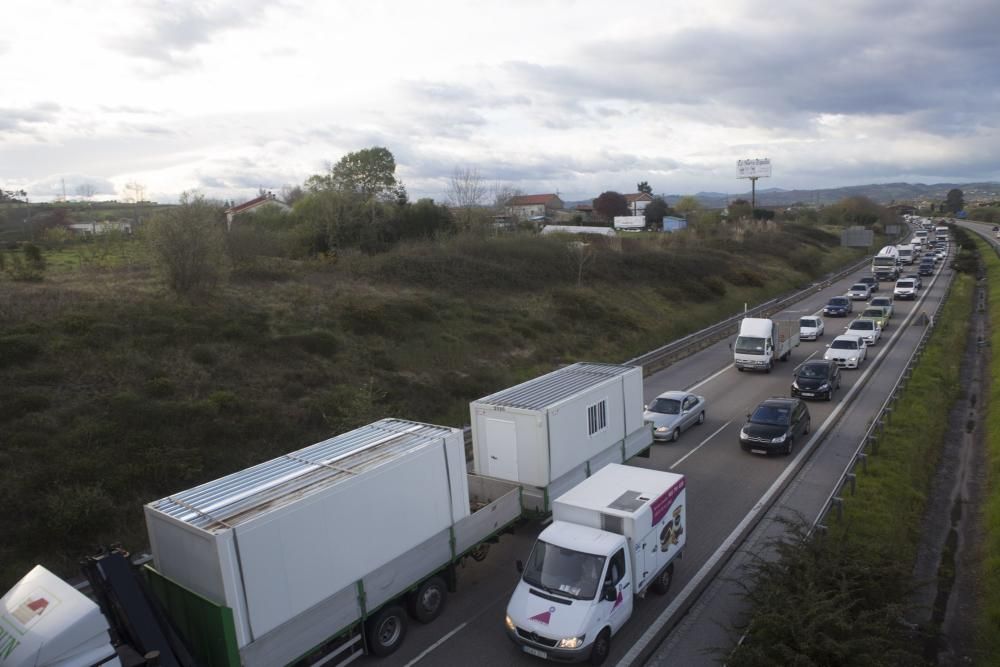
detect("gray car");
top-left (644, 391), bottom-right (707, 442)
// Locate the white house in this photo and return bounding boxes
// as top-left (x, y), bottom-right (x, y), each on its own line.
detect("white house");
top-left (624, 192), bottom-right (654, 216)
top-left (506, 194), bottom-right (564, 220)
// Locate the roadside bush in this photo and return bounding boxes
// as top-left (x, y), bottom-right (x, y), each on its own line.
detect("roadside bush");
top-left (0, 335), bottom-right (42, 368)
top-left (43, 484), bottom-right (116, 542)
top-left (143, 193), bottom-right (228, 295)
top-left (273, 329), bottom-right (341, 357)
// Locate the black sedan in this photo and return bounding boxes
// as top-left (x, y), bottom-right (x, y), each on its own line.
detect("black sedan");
top-left (823, 296), bottom-right (853, 317)
top-left (739, 397), bottom-right (812, 456)
top-left (791, 359), bottom-right (842, 401)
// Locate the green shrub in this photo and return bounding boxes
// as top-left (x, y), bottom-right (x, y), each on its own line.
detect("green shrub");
top-left (190, 344), bottom-right (218, 365)
top-left (144, 377), bottom-right (175, 398)
top-left (43, 484), bottom-right (116, 540)
top-left (273, 330), bottom-right (340, 357)
top-left (0, 335), bottom-right (42, 368)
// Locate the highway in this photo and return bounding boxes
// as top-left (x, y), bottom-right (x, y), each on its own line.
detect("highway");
top-left (361, 235), bottom-right (956, 667)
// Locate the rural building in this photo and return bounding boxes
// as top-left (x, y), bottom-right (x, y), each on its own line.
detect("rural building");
top-left (225, 192), bottom-right (291, 229)
top-left (624, 192), bottom-right (654, 216)
top-left (506, 194), bottom-right (564, 221)
top-left (67, 220), bottom-right (133, 236)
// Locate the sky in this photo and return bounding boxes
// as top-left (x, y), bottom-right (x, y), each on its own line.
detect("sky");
top-left (2, 0), bottom-right (999, 204)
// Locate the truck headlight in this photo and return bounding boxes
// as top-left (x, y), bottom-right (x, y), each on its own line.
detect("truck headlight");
top-left (505, 614), bottom-right (516, 632)
top-left (771, 433), bottom-right (787, 444)
top-left (557, 635), bottom-right (586, 649)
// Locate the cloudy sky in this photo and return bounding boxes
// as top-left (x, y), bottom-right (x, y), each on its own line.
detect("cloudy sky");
top-left (2, 0), bottom-right (999, 204)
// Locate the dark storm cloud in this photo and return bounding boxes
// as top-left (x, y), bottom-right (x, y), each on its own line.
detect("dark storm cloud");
top-left (502, 1), bottom-right (1000, 136)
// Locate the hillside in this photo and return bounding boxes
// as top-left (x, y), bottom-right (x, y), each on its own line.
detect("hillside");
top-left (0, 223), bottom-right (870, 587)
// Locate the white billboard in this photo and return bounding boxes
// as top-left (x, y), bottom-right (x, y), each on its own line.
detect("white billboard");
top-left (737, 158), bottom-right (771, 178)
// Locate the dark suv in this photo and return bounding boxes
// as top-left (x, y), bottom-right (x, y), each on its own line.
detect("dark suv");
top-left (739, 397), bottom-right (811, 456)
top-left (823, 296), bottom-right (853, 317)
top-left (791, 359), bottom-right (842, 401)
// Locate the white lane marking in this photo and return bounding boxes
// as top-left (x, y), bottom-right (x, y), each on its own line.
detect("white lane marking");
top-left (403, 622), bottom-right (468, 667)
top-left (670, 421), bottom-right (732, 470)
top-left (617, 264), bottom-right (947, 666)
top-left (685, 364), bottom-right (731, 392)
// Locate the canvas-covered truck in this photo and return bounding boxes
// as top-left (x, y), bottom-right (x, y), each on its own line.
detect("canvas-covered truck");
top-left (471, 363), bottom-right (653, 513)
top-left (733, 317), bottom-right (800, 372)
top-left (505, 464), bottom-right (686, 665)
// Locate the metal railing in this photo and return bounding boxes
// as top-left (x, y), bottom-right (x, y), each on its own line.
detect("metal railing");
top-left (625, 255), bottom-right (873, 374)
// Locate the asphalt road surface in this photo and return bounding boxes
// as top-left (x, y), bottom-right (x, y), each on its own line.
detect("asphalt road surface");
top-left (362, 239), bottom-right (954, 667)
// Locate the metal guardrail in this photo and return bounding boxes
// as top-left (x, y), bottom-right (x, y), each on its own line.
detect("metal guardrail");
top-left (625, 254), bottom-right (875, 374)
top-left (809, 228), bottom-right (964, 535)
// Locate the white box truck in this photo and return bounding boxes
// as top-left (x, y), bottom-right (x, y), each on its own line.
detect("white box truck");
top-left (133, 418), bottom-right (525, 666)
top-left (471, 363), bottom-right (653, 512)
top-left (733, 317), bottom-right (800, 372)
top-left (505, 463), bottom-right (686, 664)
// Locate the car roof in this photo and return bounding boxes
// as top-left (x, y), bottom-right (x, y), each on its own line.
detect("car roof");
top-left (800, 359), bottom-right (834, 368)
top-left (833, 334), bottom-right (864, 342)
top-left (653, 390), bottom-right (689, 401)
top-left (759, 397), bottom-right (799, 408)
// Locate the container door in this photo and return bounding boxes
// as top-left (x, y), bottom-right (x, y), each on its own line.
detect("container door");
top-left (485, 418), bottom-right (518, 481)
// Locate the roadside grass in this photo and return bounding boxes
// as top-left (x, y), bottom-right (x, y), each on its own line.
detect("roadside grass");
top-left (970, 232), bottom-right (1000, 665)
top-left (728, 265), bottom-right (974, 666)
top-left (0, 225), bottom-right (871, 588)
top-left (830, 272), bottom-right (972, 551)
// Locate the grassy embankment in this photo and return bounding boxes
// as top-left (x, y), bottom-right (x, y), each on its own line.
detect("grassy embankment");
top-left (729, 242), bottom-right (975, 665)
top-left (971, 231), bottom-right (1000, 665)
top-left (0, 224), bottom-right (866, 588)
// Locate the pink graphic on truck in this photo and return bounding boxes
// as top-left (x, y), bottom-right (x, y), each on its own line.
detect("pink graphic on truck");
top-left (650, 477), bottom-right (685, 525)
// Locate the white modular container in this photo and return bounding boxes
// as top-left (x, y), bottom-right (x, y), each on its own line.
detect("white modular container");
top-left (552, 463), bottom-right (687, 595)
top-left (144, 418), bottom-right (469, 651)
top-left (470, 363), bottom-right (650, 509)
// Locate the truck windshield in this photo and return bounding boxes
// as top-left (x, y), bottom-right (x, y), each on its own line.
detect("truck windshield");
top-left (734, 336), bottom-right (766, 354)
top-left (648, 398), bottom-right (681, 415)
top-left (873, 258), bottom-right (896, 267)
top-left (522, 541), bottom-right (606, 601)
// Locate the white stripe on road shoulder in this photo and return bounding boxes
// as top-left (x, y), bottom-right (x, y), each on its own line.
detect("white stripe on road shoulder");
top-left (403, 622), bottom-right (468, 667)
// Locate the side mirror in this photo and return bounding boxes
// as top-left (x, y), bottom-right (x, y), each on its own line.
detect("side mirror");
top-left (643, 404), bottom-right (648, 410)
top-left (602, 584), bottom-right (617, 602)
top-left (746, 413), bottom-right (751, 421)
top-left (825, 344), bottom-right (831, 348)
top-left (516, 560), bottom-right (524, 574)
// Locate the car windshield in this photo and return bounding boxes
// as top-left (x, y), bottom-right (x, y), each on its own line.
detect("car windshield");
top-left (831, 339), bottom-right (859, 350)
top-left (850, 321), bottom-right (874, 331)
top-left (798, 364), bottom-right (827, 379)
top-left (648, 397), bottom-right (681, 415)
top-left (897, 281), bottom-right (914, 288)
top-left (862, 309), bottom-right (882, 318)
top-left (800, 318), bottom-right (818, 327)
top-left (829, 298), bottom-right (848, 306)
top-left (871, 299), bottom-right (891, 307)
top-left (734, 336), bottom-right (766, 354)
top-left (522, 540), bottom-right (606, 601)
top-left (750, 405), bottom-right (791, 426)
top-left (851, 284), bottom-right (867, 291)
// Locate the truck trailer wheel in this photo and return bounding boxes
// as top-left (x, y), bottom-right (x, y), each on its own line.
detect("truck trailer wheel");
top-left (407, 576), bottom-right (447, 623)
top-left (365, 604), bottom-right (407, 656)
top-left (650, 563), bottom-right (674, 595)
top-left (589, 628), bottom-right (611, 666)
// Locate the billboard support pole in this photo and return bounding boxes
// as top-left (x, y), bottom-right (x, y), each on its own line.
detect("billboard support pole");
top-left (750, 176), bottom-right (758, 211)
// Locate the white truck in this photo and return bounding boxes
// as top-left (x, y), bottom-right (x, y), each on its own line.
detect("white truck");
top-left (471, 363), bottom-right (653, 512)
top-left (871, 245), bottom-right (900, 281)
top-left (505, 464), bottom-right (686, 665)
top-left (733, 317), bottom-right (800, 372)
top-left (896, 243), bottom-right (915, 265)
top-left (3, 365), bottom-right (655, 667)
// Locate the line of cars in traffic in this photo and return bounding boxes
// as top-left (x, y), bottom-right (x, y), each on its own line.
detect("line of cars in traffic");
top-left (646, 231), bottom-right (947, 458)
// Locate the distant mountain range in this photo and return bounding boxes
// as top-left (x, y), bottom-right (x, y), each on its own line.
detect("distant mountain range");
top-left (565, 182), bottom-right (1000, 210)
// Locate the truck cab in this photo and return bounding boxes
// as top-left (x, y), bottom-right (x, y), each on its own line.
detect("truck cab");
top-left (506, 464), bottom-right (685, 665)
top-left (506, 524), bottom-right (632, 663)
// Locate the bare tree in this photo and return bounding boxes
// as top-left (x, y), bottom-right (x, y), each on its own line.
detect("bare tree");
top-left (447, 167), bottom-right (489, 229)
top-left (490, 181), bottom-right (523, 213)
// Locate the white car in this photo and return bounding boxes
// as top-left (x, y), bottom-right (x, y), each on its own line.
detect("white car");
top-left (824, 334), bottom-right (867, 369)
top-left (894, 278), bottom-right (918, 300)
top-left (799, 316), bottom-right (824, 341)
top-left (845, 318), bottom-right (881, 346)
top-left (847, 283), bottom-right (873, 300)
